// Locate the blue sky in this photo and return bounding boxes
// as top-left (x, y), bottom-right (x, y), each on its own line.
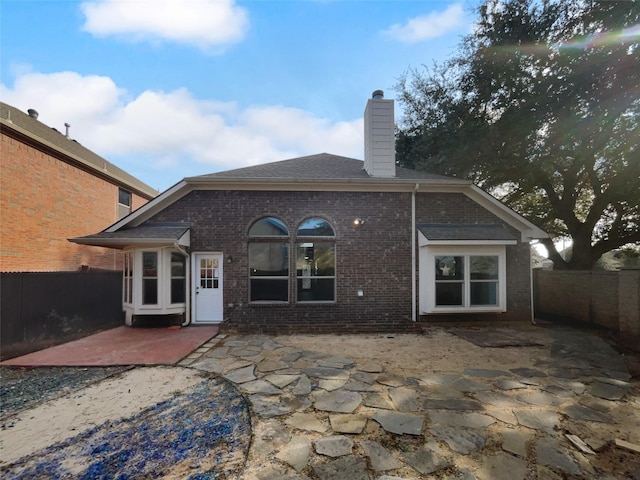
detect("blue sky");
top-left (1, 0), bottom-right (477, 191)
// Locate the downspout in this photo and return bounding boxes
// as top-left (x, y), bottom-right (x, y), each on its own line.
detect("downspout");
top-left (174, 243), bottom-right (191, 326)
top-left (411, 183), bottom-right (419, 322)
top-left (529, 240), bottom-right (536, 325)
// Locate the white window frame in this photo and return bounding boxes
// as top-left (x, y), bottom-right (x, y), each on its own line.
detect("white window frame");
top-left (420, 245), bottom-right (507, 314)
top-left (123, 251), bottom-right (134, 306)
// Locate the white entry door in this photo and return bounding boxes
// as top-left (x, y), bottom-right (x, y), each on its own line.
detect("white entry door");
top-left (193, 253), bottom-right (223, 323)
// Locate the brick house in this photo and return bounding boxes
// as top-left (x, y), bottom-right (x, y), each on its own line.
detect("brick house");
top-left (72, 91), bottom-right (547, 331)
top-left (1, 102), bottom-right (158, 272)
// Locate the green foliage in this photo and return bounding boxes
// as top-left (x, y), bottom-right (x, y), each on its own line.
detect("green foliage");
top-left (396, 0), bottom-right (640, 269)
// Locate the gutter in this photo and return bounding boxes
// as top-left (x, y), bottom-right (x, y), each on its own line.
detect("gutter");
top-left (412, 183), bottom-right (419, 322)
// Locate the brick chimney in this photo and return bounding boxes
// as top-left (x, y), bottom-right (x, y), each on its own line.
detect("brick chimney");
top-left (364, 90), bottom-right (395, 178)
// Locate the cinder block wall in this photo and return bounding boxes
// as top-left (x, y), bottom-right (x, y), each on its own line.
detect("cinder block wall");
top-left (415, 193), bottom-right (533, 322)
top-left (534, 269), bottom-right (640, 337)
top-left (1, 131), bottom-right (147, 272)
top-left (619, 270), bottom-right (640, 337)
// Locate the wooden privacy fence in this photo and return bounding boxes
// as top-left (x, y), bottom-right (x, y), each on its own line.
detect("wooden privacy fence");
top-left (533, 269), bottom-right (640, 341)
top-left (1, 271), bottom-right (124, 360)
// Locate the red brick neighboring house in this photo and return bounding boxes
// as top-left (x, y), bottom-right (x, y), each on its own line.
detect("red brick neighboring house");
top-left (72, 91), bottom-right (547, 332)
top-left (1, 102), bottom-right (158, 272)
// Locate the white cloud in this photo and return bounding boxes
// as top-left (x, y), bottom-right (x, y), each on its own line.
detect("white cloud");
top-left (383, 3), bottom-right (467, 43)
top-left (1, 71), bottom-right (364, 187)
top-left (81, 0), bottom-right (249, 49)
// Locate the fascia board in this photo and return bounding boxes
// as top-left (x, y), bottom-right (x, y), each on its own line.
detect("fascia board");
top-left (106, 180), bottom-right (192, 231)
top-left (417, 231), bottom-right (517, 247)
top-left (184, 176), bottom-right (472, 193)
top-left (1, 119), bottom-right (158, 199)
top-left (69, 237), bottom-right (181, 249)
top-left (464, 185), bottom-right (549, 241)
top-left (422, 240), bottom-right (518, 246)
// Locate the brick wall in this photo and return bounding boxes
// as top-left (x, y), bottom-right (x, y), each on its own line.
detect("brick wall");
top-left (534, 269), bottom-right (640, 338)
top-left (151, 190), bottom-right (414, 328)
top-left (150, 189), bottom-right (533, 328)
top-left (1, 131), bottom-right (148, 272)
top-left (415, 193), bottom-right (533, 322)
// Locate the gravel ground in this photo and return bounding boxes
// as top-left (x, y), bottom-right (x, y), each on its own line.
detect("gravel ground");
top-left (1, 367), bottom-right (252, 479)
top-left (1, 366), bottom-right (130, 420)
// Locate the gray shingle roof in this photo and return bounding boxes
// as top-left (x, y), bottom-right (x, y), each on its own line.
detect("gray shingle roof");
top-left (192, 153), bottom-right (452, 181)
top-left (70, 223), bottom-right (190, 248)
top-left (417, 224), bottom-right (518, 241)
top-left (1, 102), bottom-right (158, 199)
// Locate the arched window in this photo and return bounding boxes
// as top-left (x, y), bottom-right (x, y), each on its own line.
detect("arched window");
top-left (296, 218), bottom-right (336, 302)
top-left (249, 217), bottom-right (289, 302)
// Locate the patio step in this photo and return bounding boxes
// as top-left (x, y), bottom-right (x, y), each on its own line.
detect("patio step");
top-left (219, 321), bottom-right (425, 335)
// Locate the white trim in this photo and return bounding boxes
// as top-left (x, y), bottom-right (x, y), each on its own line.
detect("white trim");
top-left (102, 169), bottom-right (547, 242)
top-left (191, 252), bottom-right (224, 324)
top-left (419, 245), bottom-right (507, 314)
top-left (107, 180), bottom-right (191, 231)
top-left (464, 185), bottom-right (547, 241)
top-left (420, 239), bottom-right (517, 246)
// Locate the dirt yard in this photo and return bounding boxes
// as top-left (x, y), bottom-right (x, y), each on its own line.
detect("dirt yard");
top-left (2, 323), bottom-right (639, 478)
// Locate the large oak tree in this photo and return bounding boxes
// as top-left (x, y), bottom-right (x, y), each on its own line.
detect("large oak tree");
top-left (396, 0), bottom-right (639, 269)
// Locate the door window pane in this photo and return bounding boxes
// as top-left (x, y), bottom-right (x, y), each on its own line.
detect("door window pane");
top-left (200, 258), bottom-right (219, 289)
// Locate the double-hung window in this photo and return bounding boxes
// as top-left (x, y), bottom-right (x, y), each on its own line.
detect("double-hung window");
top-left (118, 188), bottom-right (132, 219)
top-left (123, 251), bottom-right (133, 305)
top-left (249, 217), bottom-right (289, 302)
top-left (170, 252), bottom-right (187, 304)
top-left (296, 218), bottom-right (336, 302)
top-left (142, 251), bottom-right (158, 305)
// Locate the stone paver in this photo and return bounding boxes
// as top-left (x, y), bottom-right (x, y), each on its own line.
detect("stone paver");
top-left (276, 436), bottom-right (311, 472)
top-left (182, 328), bottom-right (635, 480)
top-left (360, 440), bottom-right (403, 472)
top-left (372, 411), bottom-right (424, 435)
top-left (329, 413), bottom-right (368, 434)
top-left (429, 425), bottom-right (486, 454)
top-left (477, 453), bottom-right (527, 480)
top-left (314, 390), bottom-right (362, 413)
top-left (315, 435), bottom-right (353, 457)
top-left (286, 412), bottom-right (328, 433)
top-left (312, 456), bottom-right (370, 480)
top-left (403, 444), bottom-right (450, 475)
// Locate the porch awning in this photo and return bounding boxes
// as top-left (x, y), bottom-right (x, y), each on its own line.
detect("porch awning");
top-left (70, 223), bottom-right (191, 249)
top-left (417, 223), bottom-right (518, 246)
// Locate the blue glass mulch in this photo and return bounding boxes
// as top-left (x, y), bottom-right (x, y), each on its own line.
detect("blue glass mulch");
top-left (2, 376), bottom-right (251, 479)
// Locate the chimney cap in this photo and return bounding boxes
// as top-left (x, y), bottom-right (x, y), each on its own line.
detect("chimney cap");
top-left (27, 109), bottom-right (39, 119)
top-left (371, 90), bottom-right (384, 99)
